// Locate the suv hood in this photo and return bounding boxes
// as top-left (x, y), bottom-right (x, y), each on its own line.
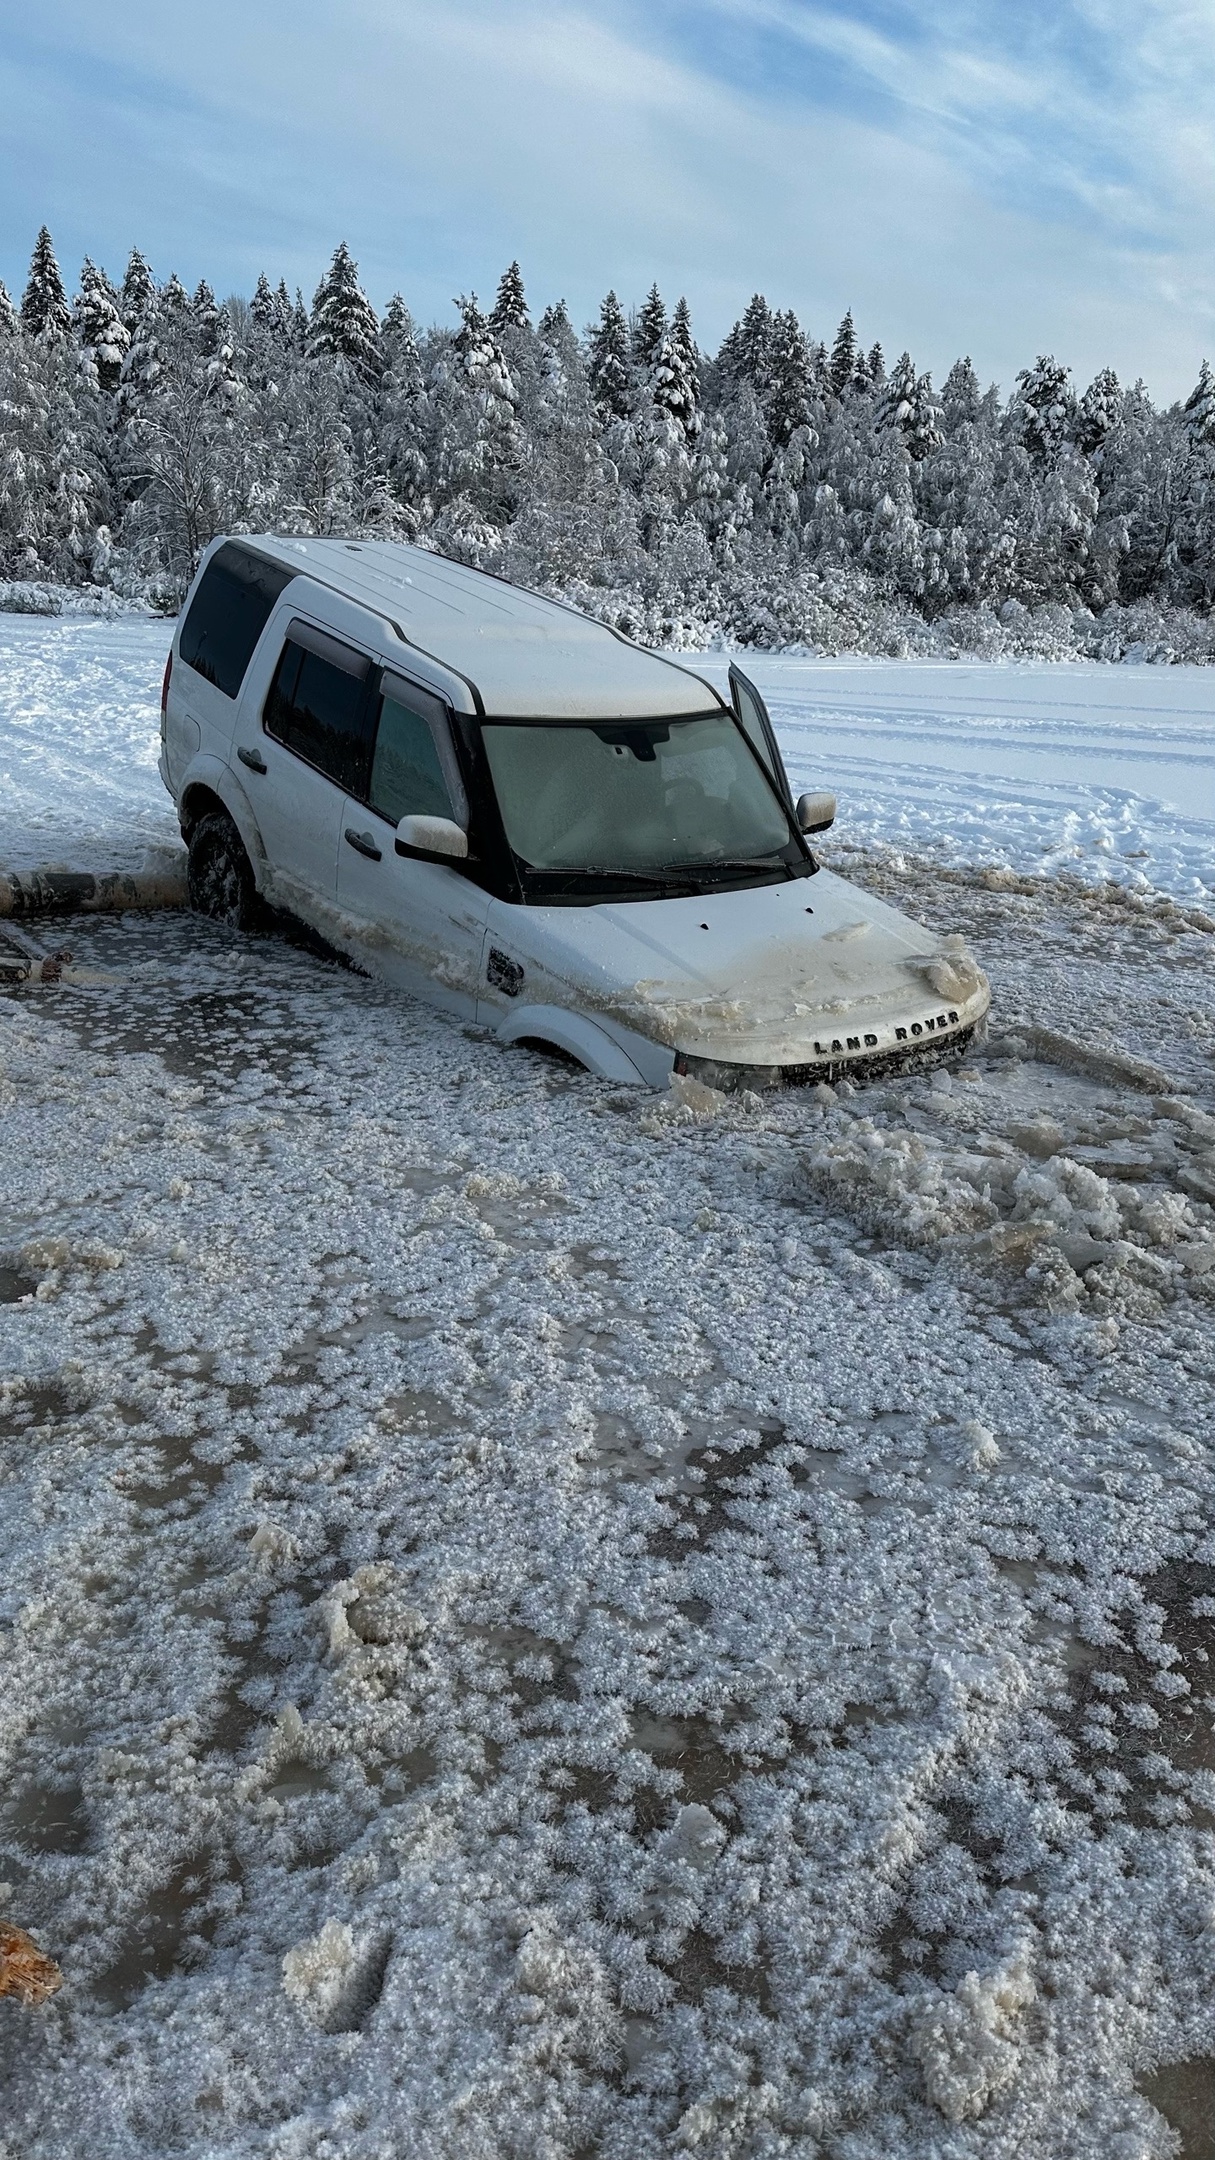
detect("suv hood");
top-left (495, 869), bottom-right (989, 1066)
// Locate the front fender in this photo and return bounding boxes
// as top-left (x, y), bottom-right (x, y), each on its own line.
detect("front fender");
top-left (496, 1002), bottom-right (651, 1082)
top-left (177, 754), bottom-right (268, 882)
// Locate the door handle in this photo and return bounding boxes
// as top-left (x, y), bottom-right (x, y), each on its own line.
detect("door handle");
top-left (344, 828), bottom-right (382, 861)
top-left (237, 746), bottom-right (267, 773)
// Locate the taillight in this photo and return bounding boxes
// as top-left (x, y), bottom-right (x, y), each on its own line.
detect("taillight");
top-left (161, 651), bottom-right (173, 715)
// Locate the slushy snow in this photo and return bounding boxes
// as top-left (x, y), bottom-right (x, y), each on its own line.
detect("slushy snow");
top-left (1, 626), bottom-right (1214, 2156)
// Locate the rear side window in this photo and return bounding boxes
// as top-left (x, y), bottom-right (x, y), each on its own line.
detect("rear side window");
top-left (368, 679), bottom-right (467, 827)
top-left (263, 624), bottom-right (373, 792)
top-left (178, 544), bottom-right (293, 699)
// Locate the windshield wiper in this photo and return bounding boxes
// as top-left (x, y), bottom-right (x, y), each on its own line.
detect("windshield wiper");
top-left (546, 865), bottom-right (704, 891)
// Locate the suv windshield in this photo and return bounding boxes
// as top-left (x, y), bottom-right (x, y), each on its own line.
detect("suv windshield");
top-left (481, 712), bottom-right (803, 898)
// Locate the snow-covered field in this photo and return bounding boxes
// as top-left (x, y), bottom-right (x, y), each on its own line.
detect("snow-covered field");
top-left (2, 624), bottom-right (1215, 2157)
top-left (691, 655), bottom-right (1215, 910)
top-left (2, 619), bottom-right (1213, 911)
top-left (0, 617), bottom-right (180, 878)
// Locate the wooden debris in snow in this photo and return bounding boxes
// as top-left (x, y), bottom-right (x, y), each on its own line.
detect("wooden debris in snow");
top-left (0, 1922), bottom-right (62, 2007)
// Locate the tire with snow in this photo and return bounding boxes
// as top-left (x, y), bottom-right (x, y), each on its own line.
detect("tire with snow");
top-left (187, 811), bottom-right (257, 932)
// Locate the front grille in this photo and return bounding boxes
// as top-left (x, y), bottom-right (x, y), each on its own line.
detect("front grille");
top-left (779, 1024), bottom-right (977, 1088)
top-left (676, 1024), bottom-right (978, 1094)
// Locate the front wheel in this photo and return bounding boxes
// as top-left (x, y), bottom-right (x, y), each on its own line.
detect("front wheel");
top-left (187, 811), bottom-right (258, 931)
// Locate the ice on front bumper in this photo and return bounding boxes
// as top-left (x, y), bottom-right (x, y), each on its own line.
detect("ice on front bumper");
top-left (675, 1000), bottom-right (980, 1092)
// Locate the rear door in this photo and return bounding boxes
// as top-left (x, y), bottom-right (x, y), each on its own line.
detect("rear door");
top-left (728, 663), bottom-right (796, 816)
top-left (235, 619), bottom-right (375, 917)
top-left (336, 670), bottom-right (491, 1017)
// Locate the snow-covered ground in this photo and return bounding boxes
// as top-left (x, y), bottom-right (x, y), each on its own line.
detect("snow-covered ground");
top-left (691, 656), bottom-right (1215, 909)
top-left (2, 626), bottom-right (1215, 2157)
top-left (0, 616), bottom-right (180, 877)
top-left (2, 619), bottom-right (1213, 914)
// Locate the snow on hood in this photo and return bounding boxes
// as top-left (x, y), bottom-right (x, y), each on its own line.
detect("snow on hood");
top-left (504, 869), bottom-right (990, 1061)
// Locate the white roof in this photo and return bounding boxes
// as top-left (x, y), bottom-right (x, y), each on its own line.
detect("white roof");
top-left (247, 536), bottom-right (724, 720)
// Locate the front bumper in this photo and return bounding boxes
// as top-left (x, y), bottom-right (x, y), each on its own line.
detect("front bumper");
top-left (674, 1004), bottom-right (983, 1092)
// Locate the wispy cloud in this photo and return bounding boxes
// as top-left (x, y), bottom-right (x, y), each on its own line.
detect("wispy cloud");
top-left (0, 0), bottom-right (1212, 400)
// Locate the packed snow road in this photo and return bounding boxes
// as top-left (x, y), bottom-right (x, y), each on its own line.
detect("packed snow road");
top-left (2, 858), bottom-right (1215, 2158)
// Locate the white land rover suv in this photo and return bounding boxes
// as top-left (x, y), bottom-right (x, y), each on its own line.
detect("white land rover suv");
top-left (160, 535), bottom-right (989, 1087)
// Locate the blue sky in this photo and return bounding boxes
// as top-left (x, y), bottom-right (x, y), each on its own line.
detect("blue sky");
top-left (2, 0), bottom-right (1213, 401)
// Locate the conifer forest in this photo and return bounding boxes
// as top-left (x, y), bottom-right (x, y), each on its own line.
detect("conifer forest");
top-left (5, 226), bottom-right (1215, 657)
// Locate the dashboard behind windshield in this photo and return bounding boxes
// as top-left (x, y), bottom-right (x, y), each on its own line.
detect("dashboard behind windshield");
top-left (480, 712), bottom-right (798, 894)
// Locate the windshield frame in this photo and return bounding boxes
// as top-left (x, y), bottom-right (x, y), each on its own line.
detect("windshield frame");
top-left (474, 705), bottom-right (815, 905)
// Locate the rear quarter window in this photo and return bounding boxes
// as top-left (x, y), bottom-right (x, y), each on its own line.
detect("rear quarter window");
top-left (178, 545), bottom-right (294, 700)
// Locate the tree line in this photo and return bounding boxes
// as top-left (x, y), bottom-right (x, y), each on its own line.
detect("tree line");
top-left (4, 226), bottom-right (1215, 652)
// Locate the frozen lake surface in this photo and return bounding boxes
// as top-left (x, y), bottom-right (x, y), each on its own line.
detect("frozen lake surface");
top-left (0, 618), bottom-right (1211, 909)
top-left (691, 655), bottom-right (1215, 907)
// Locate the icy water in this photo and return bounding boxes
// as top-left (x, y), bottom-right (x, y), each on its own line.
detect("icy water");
top-left (2, 859), bottom-right (1214, 2157)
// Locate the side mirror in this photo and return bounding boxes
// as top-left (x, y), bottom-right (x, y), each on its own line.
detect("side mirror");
top-left (796, 790), bottom-right (836, 835)
top-left (395, 813), bottom-right (468, 860)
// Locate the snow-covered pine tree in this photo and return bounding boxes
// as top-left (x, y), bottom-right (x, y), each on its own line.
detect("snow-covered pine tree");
top-left (632, 284), bottom-right (667, 371)
top-left (381, 294), bottom-right (424, 386)
top-left (867, 342), bottom-right (886, 388)
top-left (0, 283), bottom-right (16, 337)
top-left (1075, 368), bottom-right (1123, 460)
top-left (489, 261), bottom-right (530, 337)
top-left (876, 352), bottom-right (915, 436)
top-left (651, 325), bottom-right (699, 446)
top-left (940, 356), bottom-right (980, 432)
top-left (120, 250), bottom-right (156, 334)
top-left (1182, 362), bottom-right (1215, 450)
top-left (21, 228), bottom-right (72, 342)
top-left (649, 298), bottom-right (699, 445)
top-left (765, 310), bottom-right (815, 446)
top-left (119, 265), bottom-right (163, 411)
top-left (73, 261), bottom-right (130, 392)
top-left (829, 311), bottom-right (857, 397)
top-left (717, 294), bottom-right (772, 398)
top-left (873, 352), bottom-right (941, 460)
top-left (250, 274), bottom-right (277, 329)
top-left (378, 294), bottom-right (429, 519)
top-left (291, 289), bottom-right (310, 349)
top-left (429, 293), bottom-right (522, 532)
top-left (904, 372), bottom-right (943, 461)
top-left (671, 297), bottom-right (698, 380)
top-left (192, 280), bottom-right (222, 357)
top-left (309, 244), bottom-right (382, 381)
top-left (1015, 356), bottom-right (1075, 467)
top-left (160, 273), bottom-right (192, 321)
top-left (587, 291), bottom-right (631, 420)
